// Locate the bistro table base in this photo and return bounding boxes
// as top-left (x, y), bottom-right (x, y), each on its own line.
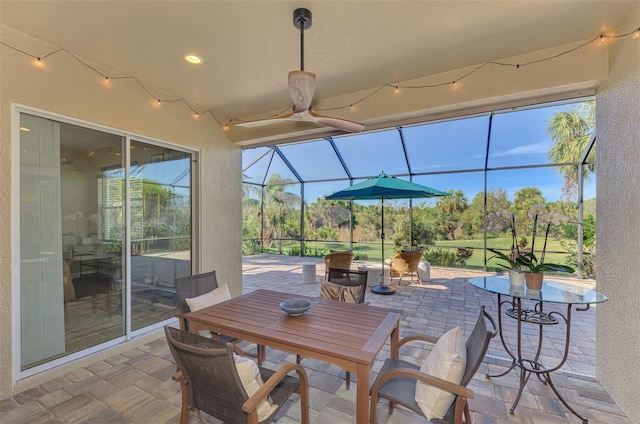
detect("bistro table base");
top-left (469, 276), bottom-right (606, 424)
top-left (486, 295), bottom-right (589, 424)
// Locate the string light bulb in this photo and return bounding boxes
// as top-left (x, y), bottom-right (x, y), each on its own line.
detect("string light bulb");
top-left (394, 86), bottom-right (400, 95)
top-left (633, 27), bottom-right (640, 40)
top-left (32, 57), bottom-right (45, 68)
top-left (193, 112), bottom-right (199, 119)
top-left (600, 34), bottom-right (606, 43)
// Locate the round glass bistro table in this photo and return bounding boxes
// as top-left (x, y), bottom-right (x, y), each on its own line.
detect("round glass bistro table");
top-left (469, 276), bottom-right (607, 424)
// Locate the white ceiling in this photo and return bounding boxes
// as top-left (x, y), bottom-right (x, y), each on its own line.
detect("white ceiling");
top-left (1, 1), bottom-right (636, 140)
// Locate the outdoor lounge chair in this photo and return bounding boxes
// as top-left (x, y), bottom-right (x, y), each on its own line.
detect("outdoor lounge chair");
top-left (323, 251), bottom-right (354, 279)
top-left (320, 268), bottom-right (369, 389)
top-left (369, 306), bottom-right (496, 424)
top-left (165, 326), bottom-right (309, 424)
top-left (175, 270), bottom-right (264, 365)
top-left (389, 250), bottom-right (423, 285)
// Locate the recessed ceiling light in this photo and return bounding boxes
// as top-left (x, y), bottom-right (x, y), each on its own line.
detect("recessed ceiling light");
top-left (184, 54), bottom-right (203, 64)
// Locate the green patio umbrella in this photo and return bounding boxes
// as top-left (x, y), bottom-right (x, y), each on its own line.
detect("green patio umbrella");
top-left (326, 172), bottom-right (449, 295)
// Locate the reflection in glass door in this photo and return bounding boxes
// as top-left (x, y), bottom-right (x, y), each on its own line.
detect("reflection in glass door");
top-left (19, 111), bottom-right (194, 373)
top-left (129, 140), bottom-right (192, 331)
top-left (20, 114), bottom-right (126, 369)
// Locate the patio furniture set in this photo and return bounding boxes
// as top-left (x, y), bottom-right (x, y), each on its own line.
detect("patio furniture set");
top-left (167, 269), bottom-right (605, 424)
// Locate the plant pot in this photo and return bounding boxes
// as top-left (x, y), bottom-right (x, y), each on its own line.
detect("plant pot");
top-left (524, 272), bottom-right (543, 290)
top-left (509, 284), bottom-right (525, 297)
top-left (508, 269), bottom-right (525, 286)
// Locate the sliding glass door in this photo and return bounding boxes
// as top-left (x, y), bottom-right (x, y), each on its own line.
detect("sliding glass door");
top-left (18, 110), bottom-right (194, 372)
top-left (129, 140), bottom-right (192, 331)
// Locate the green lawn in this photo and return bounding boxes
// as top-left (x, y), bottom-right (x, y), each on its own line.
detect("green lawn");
top-left (260, 237), bottom-right (574, 273)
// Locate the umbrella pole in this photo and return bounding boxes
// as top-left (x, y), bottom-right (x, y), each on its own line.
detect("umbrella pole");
top-left (371, 197), bottom-right (395, 295)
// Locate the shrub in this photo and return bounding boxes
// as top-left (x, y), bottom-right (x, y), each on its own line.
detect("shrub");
top-left (423, 247), bottom-right (474, 267)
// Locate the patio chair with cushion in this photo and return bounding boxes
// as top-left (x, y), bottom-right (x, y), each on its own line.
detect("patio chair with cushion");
top-left (322, 268), bottom-right (368, 304)
top-left (389, 250), bottom-right (423, 285)
top-left (319, 268), bottom-right (368, 389)
top-left (323, 251), bottom-right (354, 279)
top-left (370, 306), bottom-right (496, 424)
top-left (165, 326), bottom-right (309, 424)
top-left (175, 271), bottom-right (264, 365)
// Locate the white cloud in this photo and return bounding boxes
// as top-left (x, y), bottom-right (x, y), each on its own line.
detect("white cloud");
top-left (493, 141), bottom-right (551, 157)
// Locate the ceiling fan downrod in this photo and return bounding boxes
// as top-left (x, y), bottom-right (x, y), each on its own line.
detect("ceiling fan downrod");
top-left (293, 8), bottom-right (312, 71)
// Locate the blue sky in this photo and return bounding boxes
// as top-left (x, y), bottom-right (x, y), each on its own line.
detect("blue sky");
top-left (242, 99), bottom-right (596, 204)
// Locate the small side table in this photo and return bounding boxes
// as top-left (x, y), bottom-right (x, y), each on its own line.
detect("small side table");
top-left (357, 264), bottom-right (391, 287)
top-left (469, 276), bottom-right (607, 424)
top-left (302, 263), bottom-right (316, 284)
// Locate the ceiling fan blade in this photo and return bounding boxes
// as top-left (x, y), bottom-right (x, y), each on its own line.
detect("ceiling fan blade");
top-left (309, 110), bottom-right (365, 133)
top-left (235, 111), bottom-right (295, 127)
top-left (288, 71), bottom-right (315, 113)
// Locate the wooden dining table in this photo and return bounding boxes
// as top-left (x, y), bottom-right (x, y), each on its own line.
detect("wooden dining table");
top-left (178, 289), bottom-right (402, 423)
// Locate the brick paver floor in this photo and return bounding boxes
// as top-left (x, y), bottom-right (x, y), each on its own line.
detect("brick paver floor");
top-left (0, 254), bottom-right (631, 423)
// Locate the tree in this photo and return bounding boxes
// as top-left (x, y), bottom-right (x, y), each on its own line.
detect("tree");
top-left (467, 189), bottom-right (511, 235)
top-left (547, 100), bottom-right (595, 200)
top-left (262, 174), bottom-right (300, 252)
top-left (434, 190), bottom-right (468, 240)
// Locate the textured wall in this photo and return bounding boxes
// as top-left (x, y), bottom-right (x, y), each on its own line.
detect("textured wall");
top-left (0, 25), bottom-right (242, 398)
top-left (596, 3), bottom-right (640, 422)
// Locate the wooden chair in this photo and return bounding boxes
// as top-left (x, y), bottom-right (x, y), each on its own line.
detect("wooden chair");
top-left (319, 268), bottom-right (368, 389)
top-left (323, 251), bottom-right (354, 279)
top-left (370, 306), bottom-right (497, 424)
top-left (175, 271), bottom-right (264, 365)
top-left (165, 326), bottom-right (309, 424)
top-left (389, 250), bottom-right (423, 285)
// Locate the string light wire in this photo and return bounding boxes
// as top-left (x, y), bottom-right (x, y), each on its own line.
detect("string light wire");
top-left (2, 25), bottom-right (638, 129)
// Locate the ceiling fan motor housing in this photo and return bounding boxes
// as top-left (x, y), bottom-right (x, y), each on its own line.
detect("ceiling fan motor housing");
top-left (293, 8), bottom-right (312, 30)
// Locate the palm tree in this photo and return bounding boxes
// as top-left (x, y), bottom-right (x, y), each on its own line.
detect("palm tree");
top-left (263, 174), bottom-right (300, 253)
top-left (547, 100), bottom-right (595, 200)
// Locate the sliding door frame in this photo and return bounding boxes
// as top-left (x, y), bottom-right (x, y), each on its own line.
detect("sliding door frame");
top-left (11, 104), bottom-right (199, 383)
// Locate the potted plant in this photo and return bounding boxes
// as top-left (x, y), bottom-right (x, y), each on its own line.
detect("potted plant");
top-left (514, 204), bottom-right (575, 290)
top-left (484, 210), bottom-right (525, 286)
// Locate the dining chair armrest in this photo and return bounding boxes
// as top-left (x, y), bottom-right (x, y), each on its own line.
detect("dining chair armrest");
top-left (232, 344), bottom-right (247, 356)
top-left (242, 363), bottom-right (309, 415)
top-left (172, 370), bottom-right (186, 384)
top-left (397, 333), bottom-right (440, 349)
top-left (371, 367), bottom-right (474, 400)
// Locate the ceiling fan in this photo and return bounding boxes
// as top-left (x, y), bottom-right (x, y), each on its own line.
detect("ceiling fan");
top-left (236, 8), bottom-right (365, 133)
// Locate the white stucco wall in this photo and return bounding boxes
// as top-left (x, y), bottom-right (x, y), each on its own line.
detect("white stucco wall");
top-left (596, 3), bottom-right (640, 423)
top-left (0, 25), bottom-right (242, 398)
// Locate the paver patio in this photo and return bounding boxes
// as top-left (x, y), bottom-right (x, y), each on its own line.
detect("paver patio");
top-left (0, 254), bottom-right (631, 423)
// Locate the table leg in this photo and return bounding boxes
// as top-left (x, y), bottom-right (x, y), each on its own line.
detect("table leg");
top-left (356, 363), bottom-right (369, 424)
top-left (490, 296), bottom-right (590, 423)
top-left (486, 294), bottom-right (517, 379)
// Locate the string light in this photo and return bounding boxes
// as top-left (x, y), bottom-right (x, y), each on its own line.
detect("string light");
top-left (1, 25), bottom-right (638, 128)
top-left (32, 57), bottom-right (45, 68)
